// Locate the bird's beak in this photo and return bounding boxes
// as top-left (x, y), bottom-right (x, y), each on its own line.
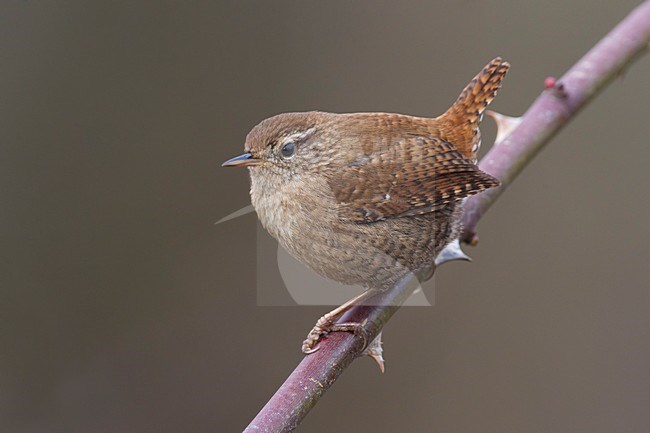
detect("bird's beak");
top-left (221, 152), bottom-right (261, 167)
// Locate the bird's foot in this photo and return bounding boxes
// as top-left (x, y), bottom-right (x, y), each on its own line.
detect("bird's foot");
top-left (301, 315), bottom-right (369, 354)
top-left (301, 289), bottom-right (378, 354)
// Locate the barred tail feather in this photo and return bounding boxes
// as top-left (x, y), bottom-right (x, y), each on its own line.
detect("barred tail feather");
top-left (439, 57), bottom-right (510, 160)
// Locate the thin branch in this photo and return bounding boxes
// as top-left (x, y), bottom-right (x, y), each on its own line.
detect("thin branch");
top-left (243, 273), bottom-right (423, 433)
top-left (461, 0), bottom-right (650, 243)
top-left (244, 2), bottom-right (650, 432)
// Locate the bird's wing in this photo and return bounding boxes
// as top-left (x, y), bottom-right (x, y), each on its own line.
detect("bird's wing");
top-left (329, 136), bottom-right (499, 223)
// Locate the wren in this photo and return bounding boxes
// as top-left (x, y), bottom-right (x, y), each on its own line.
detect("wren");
top-left (224, 58), bottom-right (509, 353)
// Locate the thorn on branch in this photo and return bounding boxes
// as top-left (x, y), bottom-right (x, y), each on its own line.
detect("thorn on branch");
top-left (362, 331), bottom-right (385, 373)
top-left (435, 238), bottom-right (472, 265)
top-left (487, 110), bottom-right (523, 143)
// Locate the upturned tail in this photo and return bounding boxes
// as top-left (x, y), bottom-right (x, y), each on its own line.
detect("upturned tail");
top-left (438, 57), bottom-right (510, 161)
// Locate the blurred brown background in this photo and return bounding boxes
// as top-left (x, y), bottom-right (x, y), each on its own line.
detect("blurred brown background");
top-left (1, 1), bottom-right (648, 432)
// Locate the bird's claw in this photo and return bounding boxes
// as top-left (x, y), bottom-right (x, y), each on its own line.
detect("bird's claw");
top-left (301, 317), bottom-right (369, 354)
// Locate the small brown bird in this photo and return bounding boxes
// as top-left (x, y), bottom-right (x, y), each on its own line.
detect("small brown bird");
top-left (224, 58), bottom-right (509, 352)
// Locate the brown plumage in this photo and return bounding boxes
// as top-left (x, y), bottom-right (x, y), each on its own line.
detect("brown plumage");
top-left (332, 134), bottom-right (498, 223)
top-left (223, 58), bottom-right (509, 352)
top-left (438, 57), bottom-right (511, 161)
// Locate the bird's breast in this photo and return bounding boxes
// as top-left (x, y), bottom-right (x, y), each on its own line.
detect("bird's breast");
top-left (249, 170), bottom-right (336, 248)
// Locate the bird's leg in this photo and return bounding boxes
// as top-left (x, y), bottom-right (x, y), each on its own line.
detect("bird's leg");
top-left (302, 288), bottom-right (380, 354)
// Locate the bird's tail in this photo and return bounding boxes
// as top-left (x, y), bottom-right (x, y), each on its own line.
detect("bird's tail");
top-left (438, 57), bottom-right (510, 160)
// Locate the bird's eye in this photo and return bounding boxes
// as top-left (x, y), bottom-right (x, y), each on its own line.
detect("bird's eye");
top-left (280, 141), bottom-right (296, 159)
